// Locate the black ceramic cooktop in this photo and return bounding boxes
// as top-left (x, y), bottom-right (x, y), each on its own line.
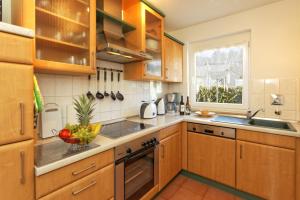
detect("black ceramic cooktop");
top-left (100, 120), bottom-right (153, 139)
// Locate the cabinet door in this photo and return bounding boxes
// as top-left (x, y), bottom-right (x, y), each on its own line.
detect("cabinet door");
top-left (0, 63), bottom-right (33, 145)
top-left (188, 132), bottom-right (235, 187)
top-left (159, 131), bottom-right (181, 190)
top-left (40, 164), bottom-right (114, 200)
top-left (164, 36), bottom-right (183, 82)
top-left (236, 141), bottom-right (295, 200)
top-left (35, 0), bottom-right (96, 75)
top-left (0, 140), bottom-right (34, 200)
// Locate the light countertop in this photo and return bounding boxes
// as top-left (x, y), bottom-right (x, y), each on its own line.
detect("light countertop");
top-left (35, 114), bottom-right (300, 176)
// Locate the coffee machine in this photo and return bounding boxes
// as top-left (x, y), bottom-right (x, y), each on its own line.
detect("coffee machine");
top-left (166, 93), bottom-right (177, 114)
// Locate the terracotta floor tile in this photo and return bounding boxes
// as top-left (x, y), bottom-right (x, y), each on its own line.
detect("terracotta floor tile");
top-left (181, 178), bottom-right (208, 196)
top-left (170, 188), bottom-right (203, 200)
top-left (172, 175), bottom-right (188, 186)
top-left (203, 187), bottom-right (241, 200)
top-left (159, 184), bottom-right (181, 199)
top-left (154, 196), bottom-right (167, 200)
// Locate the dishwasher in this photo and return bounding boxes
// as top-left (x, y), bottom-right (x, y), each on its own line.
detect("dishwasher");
top-left (187, 123), bottom-right (236, 187)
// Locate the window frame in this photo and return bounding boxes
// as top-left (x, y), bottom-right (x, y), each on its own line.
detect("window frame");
top-left (189, 33), bottom-right (250, 111)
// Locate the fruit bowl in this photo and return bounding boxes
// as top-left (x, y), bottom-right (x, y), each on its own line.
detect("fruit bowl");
top-left (58, 123), bottom-right (102, 147)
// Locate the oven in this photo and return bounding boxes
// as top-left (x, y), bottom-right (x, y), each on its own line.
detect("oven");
top-left (115, 133), bottom-right (159, 200)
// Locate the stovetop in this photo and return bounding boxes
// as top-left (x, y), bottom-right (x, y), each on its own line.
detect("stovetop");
top-left (100, 120), bottom-right (153, 139)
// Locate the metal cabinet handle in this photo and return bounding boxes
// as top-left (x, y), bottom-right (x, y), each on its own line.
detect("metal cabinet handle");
top-left (72, 180), bottom-right (97, 195)
top-left (240, 144), bottom-right (243, 159)
top-left (20, 151), bottom-right (25, 184)
top-left (72, 163), bottom-right (96, 176)
top-left (161, 144), bottom-right (165, 159)
top-left (20, 103), bottom-right (25, 135)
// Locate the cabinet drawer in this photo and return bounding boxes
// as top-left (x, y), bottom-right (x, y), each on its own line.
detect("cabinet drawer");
top-left (237, 129), bottom-right (296, 149)
top-left (36, 149), bottom-right (114, 198)
top-left (159, 123), bottom-right (181, 140)
top-left (0, 31), bottom-right (32, 64)
top-left (40, 164), bottom-right (114, 200)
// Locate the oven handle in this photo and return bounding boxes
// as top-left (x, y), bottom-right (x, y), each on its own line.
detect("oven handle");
top-left (125, 145), bottom-right (156, 163)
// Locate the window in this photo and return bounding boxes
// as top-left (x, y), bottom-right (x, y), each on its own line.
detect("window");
top-left (190, 32), bottom-right (250, 110)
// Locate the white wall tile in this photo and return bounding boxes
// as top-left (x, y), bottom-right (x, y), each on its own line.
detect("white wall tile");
top-left (279, 78), bottom-right (297, 95)
top-left (55, 75), bottom-right (73, 97)
top-left (36, 74), bottom-right (56, 97)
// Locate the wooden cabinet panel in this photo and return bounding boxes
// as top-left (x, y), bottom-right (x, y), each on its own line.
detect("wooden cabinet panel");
top-left (0, 32), bottom-right (33, 64)
top-left (0, 63), bottom-right (33, 145)
top-left (159, 123), bottom-right (182, 140)
top-left (0, 140), bottom-right (34, 200)
top-left (159, 131), bottom-right (182, 190)
top-left (40, 164), bottom-right (114, 200)
top-left (188, 132), bottom-right (235, 187)
top-left (237, 129), bottom-right (296, 149)
top-left (236, 140), bottom-right (295, 200)
top-left (36, 149), bottom-right (114, 198)
top-left (164, 36), bottom-right (183, 82)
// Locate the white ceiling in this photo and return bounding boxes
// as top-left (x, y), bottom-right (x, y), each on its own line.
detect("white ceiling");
top-left (147, 0), bottom-right (282, 31)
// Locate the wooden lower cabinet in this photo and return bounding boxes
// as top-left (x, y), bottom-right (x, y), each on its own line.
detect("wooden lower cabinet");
top-left (159, 131), bottom-right (182, 190)
top-left (0, 140), bottom-right (34, 200)
top-left (187, 132), bottom-right (236, 187)
top-left (0, 63), bottom-right (33, 145)
top-left (40, 164), bottom-right (114, 200)
top-left (236, 140), bottom-right (295, 200)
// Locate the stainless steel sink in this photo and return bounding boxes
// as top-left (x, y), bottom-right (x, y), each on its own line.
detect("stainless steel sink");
top-left (212, 116), bottom-right (297, 132)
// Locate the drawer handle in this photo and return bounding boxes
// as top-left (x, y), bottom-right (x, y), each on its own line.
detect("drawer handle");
top-left (20, 151), bottom-right (25, 184)
top-left (161, 144), bottom-right (165, 159)
top-left (20, 103), bottom-right (25, 135)
top-left (72, 163), bottom-right (96, 176)
top-left (72, 180), bottom-right (97, 196)
top-left (240, 144), bottom-right (243, 159)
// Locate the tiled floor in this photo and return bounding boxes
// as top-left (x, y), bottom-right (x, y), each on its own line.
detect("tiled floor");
top-left (155, 175), bottom-right (242, 200)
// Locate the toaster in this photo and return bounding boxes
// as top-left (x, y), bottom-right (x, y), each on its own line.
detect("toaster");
top-left (155, 98), bottom-right (166, 115)
top-left (140, 101), bottom-right (157, 119)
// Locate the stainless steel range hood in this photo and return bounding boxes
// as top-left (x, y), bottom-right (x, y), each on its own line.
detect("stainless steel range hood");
top-left (96, 0), bottom-right (152, 64)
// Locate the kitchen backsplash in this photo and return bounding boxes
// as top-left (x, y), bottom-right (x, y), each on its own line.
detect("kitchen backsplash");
top-left (36, 61), bottom-right (168, 126)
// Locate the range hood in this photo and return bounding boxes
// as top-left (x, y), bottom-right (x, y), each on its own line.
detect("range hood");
top-left (96, 0), bottom-right (152, 64)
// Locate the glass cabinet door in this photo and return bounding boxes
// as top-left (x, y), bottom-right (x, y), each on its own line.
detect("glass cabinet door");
top-left (144, 6), bottom-right (164, 79)
top-left (35, 0), bottom-right (91, 67)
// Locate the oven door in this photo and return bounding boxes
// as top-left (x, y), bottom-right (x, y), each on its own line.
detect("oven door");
top-left (115, 146), bottom-right (158, 200)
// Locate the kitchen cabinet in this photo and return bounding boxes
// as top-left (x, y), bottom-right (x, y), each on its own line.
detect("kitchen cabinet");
top-left (0, 62), bottom-right (33, 145)
top-left (123, 0), bottom-right (165, 81)
top-left (36, 149), bottom-right (114, 199)
top-left (159, 129), bottom-right (182, 190)
top-left (164, 34), bottom-right (183, 82)
top-left (236, 140), bottom-right (295, 200)
top-left (40, 164), bottom-right (114, 200)
top-left (0, 140), bottom-right (34, 200)
top-left (187, 132), bottom-right (236, 187)
top-left (34, 0), bottom-right (96, 75)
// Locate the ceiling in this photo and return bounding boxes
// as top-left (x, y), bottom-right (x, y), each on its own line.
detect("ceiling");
top-left (147, 0), bottom-right (282, 31)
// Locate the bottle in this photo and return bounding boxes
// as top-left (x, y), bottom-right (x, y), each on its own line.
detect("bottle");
top-left (180, 96), bottom-right (185, 115)
top-left (185, 96), bottom-right (191, 115)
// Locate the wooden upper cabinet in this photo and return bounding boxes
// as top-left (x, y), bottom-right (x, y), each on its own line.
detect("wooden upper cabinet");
top-left (0, 140), bottom-right (34, 200)
top-left (34, 0), bottom-right (96, 75)
top-left (159, 128), bottom-right (182, 190)
top-left (123, 0), bottom-right (164, 81)
top-left (187, 132), bottom-right (236, 187)
top-left (0, 63), bottom-right (33, 145)
top-left (236, 140), bottom-right (295, 200)
top-left (164, 35), bottom-right (183, 82)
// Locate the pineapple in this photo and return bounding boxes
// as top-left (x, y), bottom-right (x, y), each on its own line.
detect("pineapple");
top-left (73, 95), bottom-right (95, 126)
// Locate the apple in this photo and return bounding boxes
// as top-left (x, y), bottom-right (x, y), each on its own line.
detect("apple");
top-left (59, 129), bottom-right (71, 139)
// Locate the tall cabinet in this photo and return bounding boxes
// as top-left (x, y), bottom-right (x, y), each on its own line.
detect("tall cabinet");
top-left (123, 0), bottom-right (165, 81)
top-left (34, 0), bottom-right (96, 75)
top-left (0, 32), bottom-right (34, 199)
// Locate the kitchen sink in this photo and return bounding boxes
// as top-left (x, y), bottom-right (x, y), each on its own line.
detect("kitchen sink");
top-left (212, 116), bottom-right (297, 132)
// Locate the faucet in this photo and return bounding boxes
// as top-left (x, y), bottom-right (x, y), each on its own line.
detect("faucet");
top-left (246, 109), bottom-right (264, 120)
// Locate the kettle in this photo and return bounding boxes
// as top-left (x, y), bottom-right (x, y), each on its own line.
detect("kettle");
top-left (140, 101), bottom-right (157, 119)
top-left (155, 98), bottom-right (166, 115)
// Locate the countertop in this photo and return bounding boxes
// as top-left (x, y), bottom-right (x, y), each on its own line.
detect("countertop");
top-left (35, 114), bottom-right (300, 176)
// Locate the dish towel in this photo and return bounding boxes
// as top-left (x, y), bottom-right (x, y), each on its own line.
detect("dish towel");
top-left (33, 75), bottom-right (44, 113)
